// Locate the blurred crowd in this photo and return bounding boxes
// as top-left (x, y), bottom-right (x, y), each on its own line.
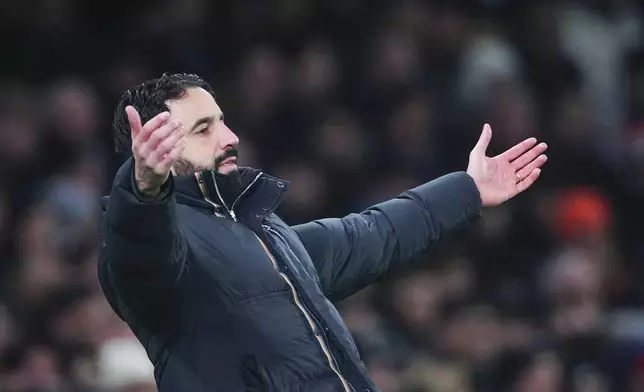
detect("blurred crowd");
top-left (1, 0), bottom-right (644, 391)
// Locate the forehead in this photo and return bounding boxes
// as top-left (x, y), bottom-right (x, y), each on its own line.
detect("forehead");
top-left (165, 87), bottom-right (222, 124)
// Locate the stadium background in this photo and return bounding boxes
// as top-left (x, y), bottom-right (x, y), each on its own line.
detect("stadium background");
top-left (1, 0), bottom-right (644, 391)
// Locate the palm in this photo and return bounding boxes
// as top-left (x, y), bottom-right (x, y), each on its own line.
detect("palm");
top-left (467, 124), bottom-right (548, 207)
top-left (474, 156), bottom-right (522, 205)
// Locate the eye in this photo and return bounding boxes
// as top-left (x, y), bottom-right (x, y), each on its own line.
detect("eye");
top-left (195, 127), bottom-right (209, 135)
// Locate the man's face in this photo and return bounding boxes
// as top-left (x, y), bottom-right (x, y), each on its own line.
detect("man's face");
top-left (166, 87), bottom-right (239, 176)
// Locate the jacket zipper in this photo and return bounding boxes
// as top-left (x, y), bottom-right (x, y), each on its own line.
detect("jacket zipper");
top-left (202, 171), bottom-right (263, 221)
top-left (194, 172), bottom-right (356, 391)
top-left (230, 172), bottom-right (263, 218)
top-left (261, 226), bottom-right (355, 392)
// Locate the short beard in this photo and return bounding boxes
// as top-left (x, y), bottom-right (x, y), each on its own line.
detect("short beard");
top-left (173, 147), bottom-right (241, 182)
top-left (172, 158), bottom-right (208, 177)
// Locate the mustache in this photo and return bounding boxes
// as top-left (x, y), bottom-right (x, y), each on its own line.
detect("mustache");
top-left (214, 147), bottom-right (239, 167)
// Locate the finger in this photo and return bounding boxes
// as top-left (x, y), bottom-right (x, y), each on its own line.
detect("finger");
top-left (516, 154), bottom-right (547, 180)
top-left (499, 137), bottom-right (538, 162)
top-left (149, 127), bottom-right (185, 164)
top-left (126, 106), bottom-right (143, 137)
top-left (157, 138), bottom-right (187, 173)
top-left (516, 168), bottom-right (541, 194)
top-left (472, 123), bottom-right (493, 155)
top-left (138, 120), bottom-right (183, 159)
top-left (511, 142), bottom-right (548, 170)
top-left (138, 111), bottom-right (171, 144)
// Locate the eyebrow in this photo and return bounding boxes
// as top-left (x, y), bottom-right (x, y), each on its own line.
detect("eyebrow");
top-left (190, 114), bottom-right (225, 132)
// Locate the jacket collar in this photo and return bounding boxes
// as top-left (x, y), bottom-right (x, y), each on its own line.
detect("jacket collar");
top-left (173, 166), bottom-right (290, 219)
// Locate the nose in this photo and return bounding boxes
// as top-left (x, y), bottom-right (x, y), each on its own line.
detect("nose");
top-left (221, 124), bottom-right (239, 147)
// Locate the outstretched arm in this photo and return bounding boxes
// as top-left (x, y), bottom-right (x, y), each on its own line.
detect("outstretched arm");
top-left (294, 124), bottom-right (548, 301)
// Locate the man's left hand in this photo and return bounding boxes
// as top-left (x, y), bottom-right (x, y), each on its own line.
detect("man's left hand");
top-left (467, 124), bottom-right (548, 207)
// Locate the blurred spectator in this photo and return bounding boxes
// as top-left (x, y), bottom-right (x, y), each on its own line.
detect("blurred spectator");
top-left (96, 338), bottom-right (156, 392)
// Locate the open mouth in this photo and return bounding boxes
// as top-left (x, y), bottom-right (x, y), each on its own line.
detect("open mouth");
top-left (220, 157), bottom-right (237, 166)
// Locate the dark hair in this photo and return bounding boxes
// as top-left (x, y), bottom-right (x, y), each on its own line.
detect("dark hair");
top-left (112, 72), bottom-right (215, 152)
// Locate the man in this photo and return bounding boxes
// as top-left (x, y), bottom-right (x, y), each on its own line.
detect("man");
top-left (99, 73), bottom-right (547, 392)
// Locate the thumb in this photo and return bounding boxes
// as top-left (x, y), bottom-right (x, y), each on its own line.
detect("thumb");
top-left (125, 105), bottom-right (142, 137)
top-left (472, 123), bottom-right (492, 156)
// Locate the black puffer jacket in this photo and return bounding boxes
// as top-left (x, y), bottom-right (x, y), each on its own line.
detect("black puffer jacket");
top-left (98, 158), bottom-right (482, 391)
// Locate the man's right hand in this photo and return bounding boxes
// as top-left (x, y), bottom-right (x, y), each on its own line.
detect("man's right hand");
top-left (127, 106), bottom-right (186, 197)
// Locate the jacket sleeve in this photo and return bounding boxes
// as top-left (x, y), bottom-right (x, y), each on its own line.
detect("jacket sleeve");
top-left (100, 159), bottom-right (187, 319)
top-left (292, 172), bottom-right (482, 301)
